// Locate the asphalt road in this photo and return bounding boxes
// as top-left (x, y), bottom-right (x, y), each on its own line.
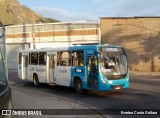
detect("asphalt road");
top-left (8, 70), bottom-right (160, 118)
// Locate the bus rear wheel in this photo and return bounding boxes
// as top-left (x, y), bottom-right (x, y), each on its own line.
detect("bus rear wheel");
top-left (33, 74), bottom-right (40, 86)
top-left (75, 79), bottom-right (83, 94)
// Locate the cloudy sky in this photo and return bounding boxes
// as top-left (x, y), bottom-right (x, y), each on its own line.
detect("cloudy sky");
top-left (18, 0), bottom-right (160, 21)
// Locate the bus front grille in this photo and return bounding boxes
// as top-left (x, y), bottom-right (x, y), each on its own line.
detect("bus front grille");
top-left (106, 74), bottom-right (127, 80)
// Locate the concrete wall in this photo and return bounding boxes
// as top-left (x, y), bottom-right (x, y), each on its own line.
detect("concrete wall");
top-left (6, 44), bottom-right (30, 69)
top-left (5, 21), bottom-right (100, 69)
top-left (5, 22), bottom-right (100, 48)
top-left (100, 17), bottom-right (160, 72)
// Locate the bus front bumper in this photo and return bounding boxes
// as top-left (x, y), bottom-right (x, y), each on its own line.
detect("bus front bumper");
top-left (98, 79), bottom-right (129, 91)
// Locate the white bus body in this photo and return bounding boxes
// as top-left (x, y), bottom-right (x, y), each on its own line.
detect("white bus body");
top-left (18, 48), bottom-right (71, 86)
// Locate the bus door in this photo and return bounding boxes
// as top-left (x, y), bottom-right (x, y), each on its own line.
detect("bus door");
top-left (18, 53), bottom-right (22, 78)
top-left (47, 53), bottom-right (56, 84)
top-left (22, 54), bottom-right (28, 80)
top-left (86, 55), bottom-right (98, 89)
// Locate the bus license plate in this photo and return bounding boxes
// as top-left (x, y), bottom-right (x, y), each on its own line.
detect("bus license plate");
top-left (115, 87), bottom-right (120, 90)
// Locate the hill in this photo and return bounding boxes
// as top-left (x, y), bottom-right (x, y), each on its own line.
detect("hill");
top-left (0, 0), bottom-right (59, 25)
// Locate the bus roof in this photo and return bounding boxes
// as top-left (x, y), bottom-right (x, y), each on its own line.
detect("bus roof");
top-left (19, 44), bottom-right (123, 53)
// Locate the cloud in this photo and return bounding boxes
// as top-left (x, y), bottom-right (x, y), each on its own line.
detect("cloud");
top-left (120, 0), bottom-right (160, 15)
top-left (93, 0), bottom-right (107, 3)
top-left (34, 7), bottom-right (98, 22)
top-left (125, 0), bottom-right (160, 17)
top-left (34, 0), bottom-right (160, 22)
top-left (93, 0), bottom-right (160, 17)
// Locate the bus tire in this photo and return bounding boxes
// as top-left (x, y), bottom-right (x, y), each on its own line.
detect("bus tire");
top-left (33, 74), bottom-right (40, 86)
top-left (75, 79), bottom-right (83, 94)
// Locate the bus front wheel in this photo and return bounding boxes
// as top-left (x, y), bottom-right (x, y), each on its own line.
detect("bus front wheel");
top-left (33, 74), bottom-right (40, 86)
top-left (75, 79), bottom-right (83, 94)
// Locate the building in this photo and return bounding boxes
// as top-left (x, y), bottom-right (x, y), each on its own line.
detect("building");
top-left (6, 17), bottom-right (160, 72)
top-left (5, 21), bottom-right (100, 69)
top-left (100, 17), bottom-right (160, 72)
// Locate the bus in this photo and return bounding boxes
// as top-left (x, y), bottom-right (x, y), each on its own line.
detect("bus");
top-left (18, 44), bottom-right (129, 94)
top-left (0, 21), bottom-right (12, 117)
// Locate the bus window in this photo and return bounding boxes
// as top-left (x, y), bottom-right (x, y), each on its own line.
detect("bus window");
top-left (31, 52), bottom-right (38, 65)
top-left (29, 53), bottom-right (31, 64)
top-left (19, 53), bottom-right (22, 64)
top-left (39, 52), bottom-right (46, 65)
top-left (60, 51), bottom-right (70, 66)
top-left (49, 55), bottom-right (55, 69)
top-left (93, 56), bottom-right (98, 74)
top-left (72, 51), bottom-right (84, 66)
top-left (24, 56), bottom-right (28, 67)
top-left (57, 51), bottom-right (60, 66)
top-left (99, 47), bottom-right (127, 76)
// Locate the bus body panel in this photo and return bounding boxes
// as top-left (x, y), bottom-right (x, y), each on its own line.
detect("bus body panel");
top-left (56, 66), bottom-right (71, 86)
top-left (28, 65), bottom-right (47, 83)
top-left (48, 68), bottom-right (56, 83)
top-left (70, 66), bottom-right (87, 89)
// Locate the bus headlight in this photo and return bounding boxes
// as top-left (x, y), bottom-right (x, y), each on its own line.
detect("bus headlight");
top-left (108, 80), bottom-right (113, 84)
top-left (101, 78), bottom-right (107, 84)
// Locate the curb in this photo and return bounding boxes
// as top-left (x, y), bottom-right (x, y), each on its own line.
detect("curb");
top-left (130, 72), bottom-right (160, 77)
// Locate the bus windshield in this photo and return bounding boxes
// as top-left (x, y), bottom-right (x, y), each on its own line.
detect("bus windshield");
top-left (99, 47), bottom-right (127, 78)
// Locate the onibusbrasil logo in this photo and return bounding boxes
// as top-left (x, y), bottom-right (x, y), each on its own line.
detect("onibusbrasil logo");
top-left (2, 110), bottom-right (42, 116)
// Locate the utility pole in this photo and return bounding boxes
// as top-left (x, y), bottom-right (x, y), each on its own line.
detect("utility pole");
top-left (32, 13), bottom-right (36, 49)
top-left (17, 16), bottom-right (25, 24)
top-left (17, 16), bottom-right (26, 49)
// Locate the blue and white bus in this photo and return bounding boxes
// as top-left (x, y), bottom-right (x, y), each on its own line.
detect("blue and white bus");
top-left (18, 44), bottom-right (129, 94)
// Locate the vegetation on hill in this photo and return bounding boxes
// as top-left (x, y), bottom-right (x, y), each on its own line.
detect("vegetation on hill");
top-left (0, 0), bottom-right (59, 25)
top-left (40, 18), bottom-right (60, 23)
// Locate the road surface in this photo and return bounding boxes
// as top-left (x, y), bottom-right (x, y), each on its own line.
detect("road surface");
top-left (8, 70), bottom-right (160, 118)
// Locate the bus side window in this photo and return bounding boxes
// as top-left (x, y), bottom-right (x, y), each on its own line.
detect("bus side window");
top-left (39, 52), bottom-right (46, 65)
top-left (29, 53), bottom-right (31, 64)
top-left (87, 56), bottom-right (91, 71)
top-left (31, 52), bottom-right (38, 65)
top-left (72, 51), bottom-right (77, 66)
top-left (19, 53), bottom-right (22, 64)
top-left (60, 51), bottom-right (70, 66)
top-left (24, 56), bottom-right (28, 67)
top-left (57, 51), bottom-right (60, 66)
top-left (49, 55), bottom-right (55, 69)
top-left (93, 56), bottom-right (98, 74)
top-left (78, 51), bottom-right (84, 66)
top-left (72, 51), bottom-right (84, 66)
